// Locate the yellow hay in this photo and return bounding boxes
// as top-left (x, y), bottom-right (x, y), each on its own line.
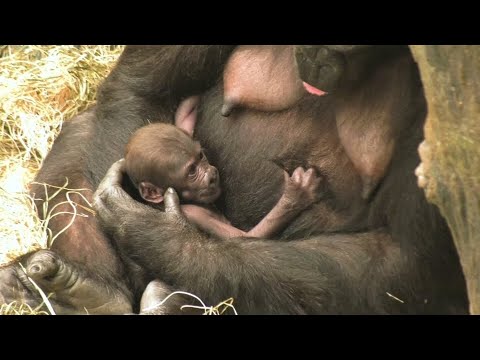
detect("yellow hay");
top-left (0, 301), bottom-right (49, 315)
top-left (0, 45), bottom-right (124, 265)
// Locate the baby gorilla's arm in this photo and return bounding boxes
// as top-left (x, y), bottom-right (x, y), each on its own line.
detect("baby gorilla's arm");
top-left (181, 205), bottom-right (243, 238)
top-left (244, 167), bottom-right (321, 238)
top-left (182, 167), bottom-right (322, 239)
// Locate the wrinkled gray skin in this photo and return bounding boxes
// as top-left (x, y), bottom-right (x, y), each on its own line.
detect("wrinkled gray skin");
top-left (0, 249), bottom-right (196, 315)
top-left (0, 250), bottom-right (132, 314)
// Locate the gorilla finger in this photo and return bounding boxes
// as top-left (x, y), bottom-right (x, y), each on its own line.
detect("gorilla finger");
top-left (95, 158), bottom-right (126, 196)
top-left (292, 167), bottom-right (305, 183)
top-left (92, 195), bottom-right (116, 225)
top-left (302, 168), bottom-right (316, 186)
top-left (164, 188), bottom-right (183, 216)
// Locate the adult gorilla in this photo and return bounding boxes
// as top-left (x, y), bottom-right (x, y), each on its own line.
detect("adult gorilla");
top-left (0, 45), bottom-right (469, 314)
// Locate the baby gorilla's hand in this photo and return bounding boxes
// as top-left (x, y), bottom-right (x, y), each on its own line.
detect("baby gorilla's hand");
top-left (282, 167), bottom-right (322, 210)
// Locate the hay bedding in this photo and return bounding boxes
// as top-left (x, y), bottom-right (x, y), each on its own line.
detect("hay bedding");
top-left (0, 45), bottom-right (125, 266)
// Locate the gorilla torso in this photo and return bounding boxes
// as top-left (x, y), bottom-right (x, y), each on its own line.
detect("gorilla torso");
top-left (195, 85), bottom-right (370, 239)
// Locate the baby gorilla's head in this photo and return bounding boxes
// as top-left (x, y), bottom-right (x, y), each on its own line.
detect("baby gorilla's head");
top-left (125, 123), bottom-right (221, 205)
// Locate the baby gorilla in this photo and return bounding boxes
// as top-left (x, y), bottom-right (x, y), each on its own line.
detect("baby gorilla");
top-left (124, 123), bottom-right (321, 239)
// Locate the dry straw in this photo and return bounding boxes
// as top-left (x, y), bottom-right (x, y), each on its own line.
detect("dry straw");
top-left (0, 45), bottom-right (124, 315)
top-left (0, 45), bottom-right (124, 266)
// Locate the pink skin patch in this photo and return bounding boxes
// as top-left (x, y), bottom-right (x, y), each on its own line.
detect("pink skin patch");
top-left (175, 96), bottom-right (200, 136)
top-left (303, 82), bottom-right (327, 96)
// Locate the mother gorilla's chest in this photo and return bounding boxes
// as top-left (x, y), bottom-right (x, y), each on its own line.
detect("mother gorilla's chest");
top-left (194, 87), bottom-right (366, 234)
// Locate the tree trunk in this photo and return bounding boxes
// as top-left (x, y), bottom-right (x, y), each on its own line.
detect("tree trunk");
top-left (410, 45), bottom-right (480, 314)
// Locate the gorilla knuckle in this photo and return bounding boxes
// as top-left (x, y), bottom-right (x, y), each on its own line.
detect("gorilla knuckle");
top-left (29, 250), bottom-right (57, 265)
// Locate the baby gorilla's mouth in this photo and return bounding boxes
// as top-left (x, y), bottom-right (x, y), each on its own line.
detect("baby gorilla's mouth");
top-left (203, 184), bottom-right (222, 203)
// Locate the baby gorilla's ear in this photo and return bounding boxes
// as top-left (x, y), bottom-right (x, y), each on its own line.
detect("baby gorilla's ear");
top-left (139, 182), bottom-right (165, 204)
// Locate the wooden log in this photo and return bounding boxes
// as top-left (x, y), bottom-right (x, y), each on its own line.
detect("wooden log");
top-left (410, 45), bottom-right (480, 314)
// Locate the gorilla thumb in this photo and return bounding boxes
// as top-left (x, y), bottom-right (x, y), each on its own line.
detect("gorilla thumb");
top-left (164, 188), bottom-right (182, 215)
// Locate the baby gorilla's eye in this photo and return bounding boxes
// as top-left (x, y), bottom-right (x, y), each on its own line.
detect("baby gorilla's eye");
top-left (188, 164), bottom-right (197, 177)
